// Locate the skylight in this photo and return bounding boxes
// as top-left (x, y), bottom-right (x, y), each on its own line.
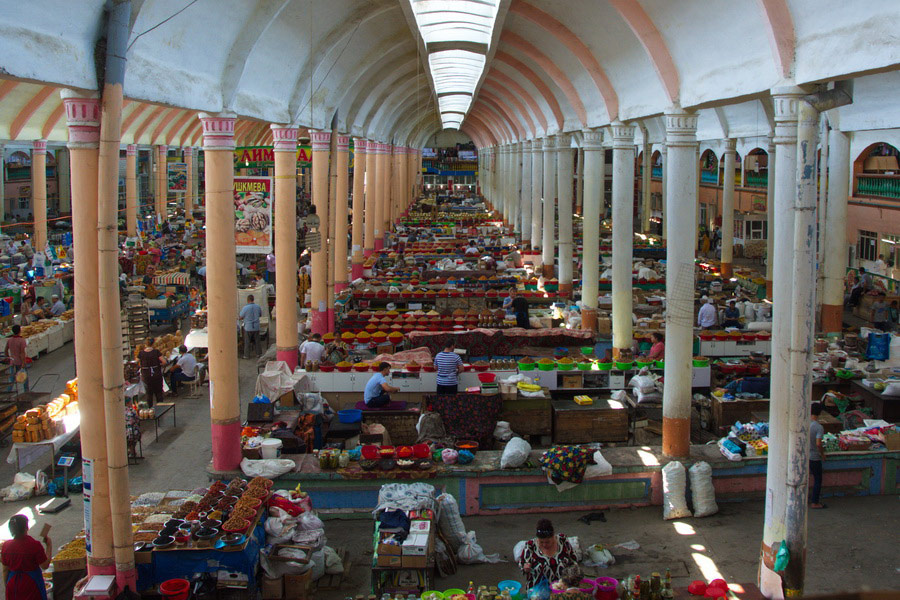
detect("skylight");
top-left (409, 0), bottom-right (501, 130)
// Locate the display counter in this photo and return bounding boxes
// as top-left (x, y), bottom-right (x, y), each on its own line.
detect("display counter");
top-left (698, 338), bottom-right (771, 357)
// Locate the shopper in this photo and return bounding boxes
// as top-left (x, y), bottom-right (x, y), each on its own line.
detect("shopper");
top-left (239, 294), bottom-right (263, 359)
top-left (1, 514), bottom-right (52, 600)
top-left (697, 297), bottom-right (717, 329)
top-left (299, 333), bottom-right (325, 366)
top-left (517, 519), bottom-right (580, 590)
top-left (871, 292), bottom-right (890, 331)
top-left (138, 337), bottom-right (166, 407)
top-left (511, 287), bottom-right (531, 329)
top-left (6, 325), bottom-right (28, 392)
top-left (434, 344), bottom-right (463, 394)
top-left (49, 295), bottom-right (65, 317)
top-left (265, 252), bottom-right (276, 284)
top-left (364, 362), bottom-right (399, 408)
top-left (848, 267), bottom-right (871, 307)
top-left (168, 345), bottom-right (197, 395)
top-left (809, 402), bottom-right (826, 509)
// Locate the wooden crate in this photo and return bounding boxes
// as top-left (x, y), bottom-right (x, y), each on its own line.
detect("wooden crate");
top-left (501, 396), bottom-right (551, 436)
top-left (552, 398), bottom-right (629, 443)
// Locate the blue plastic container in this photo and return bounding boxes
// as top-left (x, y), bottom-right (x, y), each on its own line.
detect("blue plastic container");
top-left (338, 409), bottom-right (362, 424)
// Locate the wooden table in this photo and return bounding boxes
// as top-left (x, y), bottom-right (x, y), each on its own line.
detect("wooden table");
top-left (140, 402), bottom-right (176, 442)
top-left (501, 395), bottom-right (551, 436)
top-left (850, 380), bottom-right (900, 421)
top-left (551, 397), bottom-right (629, 443)
top-left (710, 396), bottom-right (770, 433)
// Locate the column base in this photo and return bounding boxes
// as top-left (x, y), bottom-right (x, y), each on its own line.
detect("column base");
top-left (87, 560), bottom-right (117, 577)
top-left (211, 420), bottom-right (242, 472)
top-left (611, 346), bottom-right (632, 360)
top-left (558, 282), bottom-right (573, 294)
top-left (276, 348), bottom-right (298, 371)
top-left (374, 239), bottom-right (384, 251)
top-left (311, 310), bottom-right (328, 335)
top-left (116, 569), bottom-right (138, 597)
top-left (335, 281), bottom-right (348, 293)
top-left (351, 263), bottom-right (364, 279)
top-left (542, 264), bottom-right (554, 277)
top-left (327, 308), bottom-right (335, 332)
top-left (720, 262), bottom-right (733, 278)
top-left (582, 307), bottom-right (598, 331)
top-left (765, 280), bottom-right (773, 299)
top-left (364, 248), bottom-right (374, 258)
top-left (821, 303), bottom-right (843, 333)
top-left (662, 416), bottom-right (690, 458)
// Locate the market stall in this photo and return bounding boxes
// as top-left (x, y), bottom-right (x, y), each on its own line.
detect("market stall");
top-left (5, 379), bottom-right (80, 471)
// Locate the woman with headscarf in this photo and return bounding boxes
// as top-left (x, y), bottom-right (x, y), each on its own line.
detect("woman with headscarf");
top-left (517, 519), bottom-right (580, 590)
top-left (1, 514), bottom-right (51, 600)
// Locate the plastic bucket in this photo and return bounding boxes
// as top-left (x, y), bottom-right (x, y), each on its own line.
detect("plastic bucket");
top-left (498, 580), bottom-right (523, 600)
top-left (260, 438), bottom-right (283, 459)
top-left (160, 579), bottom-right (190, 600)
top-left (594, 577), bottom-right (618, 600)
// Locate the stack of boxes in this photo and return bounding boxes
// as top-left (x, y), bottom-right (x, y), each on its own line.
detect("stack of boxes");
top-left (375, 517), bottom-right (434, 569)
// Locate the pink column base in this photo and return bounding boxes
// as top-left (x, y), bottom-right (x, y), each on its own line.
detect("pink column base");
top-left (351, 263), bottom-right (364, 279)
top-left (327, 308), bottom-right (335, 332)
top-left (276, 348), bottom-right (298, 371)
top-left (211, 421), bottom-right (242, 472)
top-left (375, 239), bottom-right (384, 250)
top-left (88, 563), bottom-right (117, 577)
top-left (335, 282), bottom-right (348, 293)
top-left (311, 310), bottom-right (328, 335)
top-left (116, 569), bottom-right (138, 597)
top-left (364, 249), bottom-right (373, 258)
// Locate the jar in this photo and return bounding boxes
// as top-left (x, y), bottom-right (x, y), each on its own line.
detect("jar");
top-left (338, 451), bottom-right (350, 468)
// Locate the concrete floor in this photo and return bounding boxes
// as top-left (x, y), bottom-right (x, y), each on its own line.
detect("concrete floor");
top-left (0, 322), bottom-right (896, 598)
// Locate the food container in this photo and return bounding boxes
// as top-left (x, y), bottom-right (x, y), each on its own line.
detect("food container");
top-left (517, 362), bottom-right (535, 371)
top-left (614, 361), bottom-right (634, 370)
top-left (596, 361), bottom-right (613, 371)
top-left (338, 409), bottom-right (362, 424)
top-left (537, 361), bottom-right (556, 371)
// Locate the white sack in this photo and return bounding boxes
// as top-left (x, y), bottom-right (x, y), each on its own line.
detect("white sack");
top-left (500, 436), bottom-right (531, 469)
top-left (688, 461), bottom-right (719, 517)
top-left (662, 460), bottom-right (692, 520)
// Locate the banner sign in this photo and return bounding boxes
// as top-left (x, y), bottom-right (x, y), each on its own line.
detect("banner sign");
top-left (234, 144), bottom-right (355, 169)
top-left (234, 176), bottom-right (272, 253)
top-left (167, 162), bottom-right (187, 193)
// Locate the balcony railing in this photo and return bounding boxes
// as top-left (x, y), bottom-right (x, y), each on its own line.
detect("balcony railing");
top-left (856, 174), bottom-right (900, 199)
top-left (744, 173), bottom-right (768, 189)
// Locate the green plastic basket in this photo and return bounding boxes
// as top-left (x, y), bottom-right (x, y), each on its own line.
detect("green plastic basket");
top-left (654, 360), bottom-right (665, 369)
top-left (615, 361), bottom-right (634, 370)
top-left (517, 362), bottom-right (535, 371)
top-left (576, 361), bottom-right (594, 371)
top-left (596, 362), bottom-right (613, 371)
top-left (557, 362), bottom-right (576, 371)
top-left (635, 360), bottom-right (653, 369)
top-left (537, 362), bottom-right (556, 371)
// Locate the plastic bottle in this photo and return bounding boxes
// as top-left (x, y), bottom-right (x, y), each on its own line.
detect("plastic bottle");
top-left (467, 582), bottom-right (475, 595)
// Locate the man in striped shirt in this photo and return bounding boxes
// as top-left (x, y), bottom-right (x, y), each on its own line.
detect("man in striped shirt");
top-left (434, 344), bottom-right (463, 395)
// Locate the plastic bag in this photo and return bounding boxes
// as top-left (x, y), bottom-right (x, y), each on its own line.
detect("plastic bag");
top-left (494, 421), bottom-right (514, 441)
top-left (323, 546), bottom-right (344, 574)
top-left (688, 461), bottom-right (719, 517)
top-left (773, 540), bottom-right (790, 572)
top-left (457, 530), bottom-right (501, 564)
top-left (308, 548), bottom-right (326, 581)
top-left (264, 513), bottom-right (297, 545)
top-left (441, 448), bottom-right (458, 464)
top-left (297, 511), bottom-right (324, 531)
top-left (240, 457), bottom-right (296, 478)
top-left (1, 472), bottom-right (36, 502)
top-left (252, 395), bottom-right (271, 404)
top-left (584, 544), bottom-right (615, 568)
top-left (866, 332), bottom-right (890, 361)
top-left (457, 450), bottom-right (474, 465)
top-left (500, 437), bottom-right (532, 469)
top-left (259, 546), bottom-right (310, 578)
top-left (527, 578), bottom-right (551, 600)
top-left (662, 461), bottom-right (692, 520)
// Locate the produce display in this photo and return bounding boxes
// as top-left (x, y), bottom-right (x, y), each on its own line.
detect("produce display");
top-left (133, 332), bottom-right (183, 360)
top-left (11, 379), bottom-right (79, 444)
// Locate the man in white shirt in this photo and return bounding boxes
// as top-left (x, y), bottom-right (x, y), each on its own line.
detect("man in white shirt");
top-left (168, 345), bottom-right (197, 395)
top-left (299, 333), bottom-right (325, 366)
top-left (697, 297), bottom-right (718, 329)
top-left (872, 254), bottom-right (887, 276)
top-left (49, 295), bottom-right (66, 317)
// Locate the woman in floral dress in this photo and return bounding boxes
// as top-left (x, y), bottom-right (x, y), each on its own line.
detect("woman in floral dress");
top-left (517, 519), bottom-right (580, 589)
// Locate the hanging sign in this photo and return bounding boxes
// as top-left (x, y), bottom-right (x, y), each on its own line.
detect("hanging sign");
top-left (234, 144), bottom-right (355, 169)
top-left (167, 162), bottom-right (187, 193)
top-left (234, 176), bottom-right (273, 253)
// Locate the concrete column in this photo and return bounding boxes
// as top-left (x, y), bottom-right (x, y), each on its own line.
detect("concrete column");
top-left (581, 128), bottom-right (604, 331)
top-left (272, 125), bottom-right (299, 370)
top-left (510, 143), bottom-right (521, 233)
top-left (399, 146), bottom-right (409, 217)
top-left (495, 145), bottom-right (505, 219)
top-left (31, 140), bottom-right (48, 250)
top-left (364, 140), bottom-right (378, 255)
top-left (351, 138), bottom-right (367, 278)
top-left (759, 86), bottom-right (802, 599)
top-left (765, 138), bottom-right (775, 298)
top-left (57, 147), bottom-right (71, 214)
top-left (531, 139), bottom-right (543, 250)
top-left (389, 146), bottom-right (399, 226)
top-left (376, 142), bottom-right (389, 248)
top-left (576, 146), bottom-right (585, 215)
top-left (661, 108), bottom-right (698, 458)
top-left (125, 144), bottom-right (137, 237)
top-left (155, 145), bottom-right (167, 220)
top-left (408, 148), bottom-right (417, 207)
top-left (381, 144), bottom-right (392, 239)
top-left (557, 133), bottom-right (575, 292)
top-left (720, 138), bottom-right (737, 277)
top-left (821, 129), bottom-right (849, 332)
top-left (661, 145), bottom-right (668, 240)
top-left (184, 146), bottom-right (195, 218)
top-left (520, 140), bottom-right (533, 244)
top-left (611, 122), bottom-right (636, 353)
top-left (61, 90), bottom-right (115, 577)
top-left (640, 126), bottom-right (651, 233)
top-left (333, 135), bottom-right (350, 293)
top-left (0, 143), bottom-right (5, 222)
top-left (541, 136), bottom-right (557, 276)
top-left (310, 130), bottom-right (331, 334)
top-left (198, 114), bottom-right (241, 472)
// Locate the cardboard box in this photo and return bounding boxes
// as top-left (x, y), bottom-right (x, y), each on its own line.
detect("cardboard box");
top-left (261, 576), bottom-right (284, 600)
top-left (377, 533), bottom-right (402, 556)
top-left (401, 554), bottom-right (428, 568)
top-left (884, 429), bottom-right (900, 451)
top-left (377, 554), bottom-right (403, 567)
top-left (409, 520), bottom-right (431, 533)
top-left (279, 390), bottom-right (295, 407)
top-left (560, 374), bottom-right (583, 389)
top-left (597, 317), bottom-right (612, 334)
top-left (402, 533), bottom-right (429, 556)
top-left (283, 571), bottom-right (310, 600)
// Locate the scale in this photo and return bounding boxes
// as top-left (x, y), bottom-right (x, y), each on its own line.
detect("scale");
top-left (38, 454), bottom-right (75, 513)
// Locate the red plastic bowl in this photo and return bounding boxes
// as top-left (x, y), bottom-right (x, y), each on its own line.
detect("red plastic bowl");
top-left (361, 445), bottom-right (379, 460)
top-left (472, 364), bottom-right (490, 372)
top-left (699, 334), bottom-right (715, 341)
top-left (222, 518), bottom-right (250, 534)
top-left (317, 365), bottom-right (335, 372)
top-left (336, 365), bottom-right (352, 372)
top-left (406, 365), bottom-right (421, 373)
top-left (412, 443), bottom-right (430, 458)
top-left (422, 365), bottom-right (436, 372)
top-left (477, 372), bottom-right (496, 383)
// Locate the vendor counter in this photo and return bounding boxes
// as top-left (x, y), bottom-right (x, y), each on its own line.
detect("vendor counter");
top-left (273, 445), bottom-right (900, 517)
top-left (698, 338), bottom-right (771, 357)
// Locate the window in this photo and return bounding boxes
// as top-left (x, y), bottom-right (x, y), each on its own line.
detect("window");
top-left (858, 229), bottom-right (878, 261)
top-left (746, 220), bottom-right (767, 240)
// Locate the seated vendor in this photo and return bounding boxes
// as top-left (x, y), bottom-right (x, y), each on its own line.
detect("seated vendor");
top-left (645, 332), bottom-right (665, 361)
top-left (364, 362), bottom-right (399, 408)
top-left (722, 300), bottom-right (742, 329)
top-left (464, 240), bottom-right (480, 256)
top-left (517, 519), bottom-right (580, 590)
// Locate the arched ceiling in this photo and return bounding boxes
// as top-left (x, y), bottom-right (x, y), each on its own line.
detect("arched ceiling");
top-left (0, 0), bottom-right (899, 150)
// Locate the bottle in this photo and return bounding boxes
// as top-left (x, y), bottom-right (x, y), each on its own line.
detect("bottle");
top-left (632, 576), bottom-right (642, 600)
top-left (467, 582), bottom-right (475, 595)
top-left (664, 568), bottom-right (671, 591)
top-left (500, 589), bottom-right (511, 600)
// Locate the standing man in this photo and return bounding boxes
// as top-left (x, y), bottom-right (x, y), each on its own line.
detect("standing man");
top-left (872, 253), bottom-right (887, 276)
top-left (239, 294), bottom-right (263, 359)
top-left (434, 344), bottom-right (463, 394)
top-left (511, 288), bottom-right (531, 329)
top-left (265, 251), bottom-right (277, 284)
top-left (871, 292), bottom-right (890, 331)
top-left (809, 402), bottom-right (826, 509)
top-left (364, 362), bottom-right (399, 408)
top-left (697, 297), bottom-right (718, 329)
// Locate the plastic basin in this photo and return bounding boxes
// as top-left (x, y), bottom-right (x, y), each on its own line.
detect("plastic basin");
top-left (477, 372), bottom-right (496, 383)
top-left (576, 361), bottom-right (593, 371)
top-left (693, 359), bottom-right (710, 367)
top-left (537, 363), bottom-right (556, 371)
top-left (596, 362), bottom-right (613, 371)
top-left (160, 579), bottom-right (191, 600)
top-left (498, 581), bottom-right (522, 600)
top-left (556, 362), bottom-right (575, 371)
top-left (615, 361), bottom-right (634, 370)
top-left (517, 363), bottom-right (535, 371)
top-left (338, 409), bottom-right (362, 424)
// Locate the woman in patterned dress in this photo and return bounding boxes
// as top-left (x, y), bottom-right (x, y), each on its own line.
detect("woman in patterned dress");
top-left (517, 519), bottom-right (580, 590)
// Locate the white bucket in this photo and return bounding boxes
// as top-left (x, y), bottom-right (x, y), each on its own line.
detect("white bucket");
top-left (260, 438), bottom-right (283, 459)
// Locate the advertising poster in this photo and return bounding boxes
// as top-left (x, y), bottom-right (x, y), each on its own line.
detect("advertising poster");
top-left (234, 176), bottom-right (272, 253)
top-left (167, 161), bottom-right (187, 192)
